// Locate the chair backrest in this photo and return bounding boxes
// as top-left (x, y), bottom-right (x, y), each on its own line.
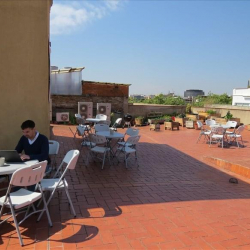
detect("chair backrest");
top-left (226, 121), bottom-right (237, 128)
top-left (49, 140), bottom-right (60, 155)
top-left (89, 134), bottom-right (107, 145)
top-left (235, 125), bottom-right (245, 135)
top-left (95, 124), bottom-right (109, 132)
top-left (96, 114), bottom-right (107, 120)
top-left (62, 150), bottom-right (80, 170)
top-left (211, 126), bottom-right (224, 134)
top-left (77, 125), bottom-right (88, 136)
top-left (125, 128), bottom-right (139, 136)
top-left (98, 120), bottom-right (111, 126)
top-left (196, 120), bottom-right (203, 128)
top-left (125, 135), bottom-right (141, 146)
top-left (10, 161), bottom-right (47, 187)
top-left (75, 114), bottom-right (85, 125)
top-left (205, 119), bottom-right (216, 126)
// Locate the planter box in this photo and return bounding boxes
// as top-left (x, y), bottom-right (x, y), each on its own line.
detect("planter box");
top-left (198, 112), bottom-right (209, 119)
top-left (148, 118), bottom-right (165, 124)
top-left (186, 114), bottom-right (198, 121)
top-left (175, 117), bottom-right (188, 127)
top-left (164, 121), bottom-right (179, 131)
top-left (150, 123), bottom-right (160, 131)
top-left (186, 120), bottom-right (195, 129)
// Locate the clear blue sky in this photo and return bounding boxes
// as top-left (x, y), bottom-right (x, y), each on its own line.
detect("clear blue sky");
top-left (50, 0), bottom-right (250, 96)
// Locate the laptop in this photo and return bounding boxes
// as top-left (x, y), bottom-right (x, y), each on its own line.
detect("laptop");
top-left (0, 150), bottom-right (23, 163)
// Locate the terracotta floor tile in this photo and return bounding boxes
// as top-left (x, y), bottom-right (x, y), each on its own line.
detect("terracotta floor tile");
top-left (3, 125), bottom-right (250, 249)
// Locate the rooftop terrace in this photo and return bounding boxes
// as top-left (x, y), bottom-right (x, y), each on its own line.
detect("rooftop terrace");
top-left (1, 125), bottom-right (250, 249)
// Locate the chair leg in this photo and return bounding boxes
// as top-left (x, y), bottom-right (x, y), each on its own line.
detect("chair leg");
top-left (196, 133), bottom-right (201, 143)
top-left (125, 153), bottom-right (128, 168)
top-left (64, 187), bottom-right (76, 217)
top-left (241, 136), bottom-right (244, 147)
top-left (41, 190), bottom-right (53, 227)
top-left (9, 201), bottom-right (23, 246)
top-left (102, 152), bottom-right (106, 170)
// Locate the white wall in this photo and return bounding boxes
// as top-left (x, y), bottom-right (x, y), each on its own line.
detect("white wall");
top-left (232, 88), bottom-right (250, 106)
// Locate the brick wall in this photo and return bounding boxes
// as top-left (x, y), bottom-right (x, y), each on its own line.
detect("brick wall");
top-left (82, 81), bottom-right (129, 97)
top-left (51, 95), bottom-right (128, 119)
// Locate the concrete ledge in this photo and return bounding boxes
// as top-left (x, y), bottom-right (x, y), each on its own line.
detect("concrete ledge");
top-left (204, 156), bottom-right (250, 178)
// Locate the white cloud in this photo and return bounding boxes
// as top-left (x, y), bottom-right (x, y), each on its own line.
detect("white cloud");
top-left (50, 0), bottom-right (124, 35)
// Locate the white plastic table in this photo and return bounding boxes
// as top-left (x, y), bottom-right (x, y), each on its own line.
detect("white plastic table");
top-left (0, 160), bottom-right (38, 175)
top-left (96, 131), bottom-right (124, 157)
top-left (210, 124), bottom-right (231, 129)
top-left (86, 118), bottom-right (103, 123)
top-left (96, 131), bottom-right (125, 139)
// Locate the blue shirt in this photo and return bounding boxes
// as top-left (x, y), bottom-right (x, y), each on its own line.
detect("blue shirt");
top-left (15, 133), bottom-right (50, 164)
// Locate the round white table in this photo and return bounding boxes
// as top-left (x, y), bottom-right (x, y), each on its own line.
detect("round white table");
top-left (96, 131), bottom-right (124, 139)
top-left (0, 160), bottom-right (38, 175)
top-left (210, 124), bottom-right (231, 129)
top-left (86, 118), bottom-right (104, 123)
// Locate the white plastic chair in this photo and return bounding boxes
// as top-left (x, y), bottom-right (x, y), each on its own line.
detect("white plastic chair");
top-left (205, 119), bottom-right (217, 126)
top-left (0, 161), bottom-right (52, 246)
top-left (37, 150), bottom-right (80, 221)
top-left (116, 135), bottom-right (141, 168)
top-left (97, 120), bottom-right (111, 126)
top-left (227, 125), bottom-right (245, 148)
top-left (87, 134), bottom-right (110, 169)
top-left (225, 121), bottom-right (237, 135)
top-left (94, 124), bottom-right (110, 132)
top-left (117, 128), bottom-right (139, 148)
top-left (96, 114), bottom-right (107, 120)
top-left (196, 121), bottom-right (211, 143)
top-left (49, 140), bottom-right (60, 170)
top-left (209, 126), bottom-right (225, 148)
top-left (111, 118), bottom-right (122, 131)
top-left (73, 115), bottom-right (91, 138)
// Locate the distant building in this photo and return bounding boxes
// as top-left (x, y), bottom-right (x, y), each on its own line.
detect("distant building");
top-left (232, 88), bottom-right (250, 106)
top-left (184, 89), bottom-right (205, 98)
top-left (130, 94), bottom-right (145, 100)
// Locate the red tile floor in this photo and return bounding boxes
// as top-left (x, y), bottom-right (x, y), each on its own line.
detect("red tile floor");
top-left (1, 124), bottom-right (250, 249)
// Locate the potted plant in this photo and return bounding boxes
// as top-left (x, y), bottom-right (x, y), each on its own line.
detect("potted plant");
top-left (224, 111), bottom-right (233, 121)
top-left (135, 116), bottom-right (144, 126)
top-left (164, 117), bottom-right (179, 130)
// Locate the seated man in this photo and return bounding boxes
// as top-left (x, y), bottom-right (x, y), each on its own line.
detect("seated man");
top-left (15, 120), bottom-right (50, 167)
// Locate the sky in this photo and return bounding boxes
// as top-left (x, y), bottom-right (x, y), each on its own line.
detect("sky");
top-left (50, 0), bottom-right (250, 96)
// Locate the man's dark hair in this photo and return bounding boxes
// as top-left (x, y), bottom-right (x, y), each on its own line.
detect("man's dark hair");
top-left (21, 120), bottom-right (35, 130)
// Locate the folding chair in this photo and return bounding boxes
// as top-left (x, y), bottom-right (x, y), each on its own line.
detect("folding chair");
top-left (117, 127), bottom-right (139, 148)
top-left (209, 126), bottom-right (225, 148)
top-left (196, 121), bottom-right (211, 143)
top-left (87, 134), bottom-right (110, 169)
top-left (116, 135), bottom-right (141, 168)
top-left (77, 125), bottom-right (91, 145)
top-left (227, 125), bottom-right (245, 148)
top-left (0, 161), bottom-right (52, 246)
top-left (49, 140), bottom-right (60, 171)
top-left (96, 114), bottom-right (107, 120)
top-left (205, 119), bottom-right (217, 126)
top-left (72, 114), bottom-right (91, 138)
top-left (97, 120), bottom-right (111, 126)
top-left (225, 121), bottom-right (237, 135)
top-left (94, 124), bottom-right (109, 132)
top-left (37, 150), bottom-right (80, 221)
top-left (111, 118), bottom-right (122, 131)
